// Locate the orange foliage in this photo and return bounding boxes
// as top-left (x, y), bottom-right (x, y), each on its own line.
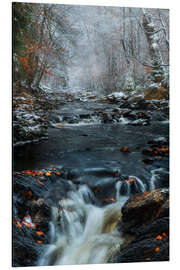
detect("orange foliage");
top-left (18, 55), bottom-right (32, 73)
top-left (156, 235), bottom-right (163, 240)
top-left (121, 146), bottom-right (129, 152)
top-left (55, 172), bottom-right (61, 176)
top-left (154, 147), bottom-right (169, 155)
top-left (155, 247), bottom-right (160, 252)
top-left (104, 198), bottom-right (116, 202)
top-left (24, 170), bottom-right (44, 176)
top-left (162, 232), bottom-right (168, 238)
top-left (156, 233), bottom-right (168, 240)
top-left (45, 171), bottom-right (51, 176)
top-left (37, 240), bottom-right (43, 244)
top-left (13, 219), bottom-right (22, 228)
top-left (129, 178), bottom-right (135, 183)
top-left (36, 231), bottom-right (44, 236)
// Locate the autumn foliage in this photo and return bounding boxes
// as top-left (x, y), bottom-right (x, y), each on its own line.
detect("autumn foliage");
top-left (13, 2), bottom-right (54, 88)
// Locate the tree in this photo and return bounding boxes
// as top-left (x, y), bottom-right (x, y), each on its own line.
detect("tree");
top-left (13, 3), bottom-right (75, 92)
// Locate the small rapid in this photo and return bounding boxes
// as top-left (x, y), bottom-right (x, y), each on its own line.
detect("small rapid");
top-left (39, 184), bottom-right (125, 266)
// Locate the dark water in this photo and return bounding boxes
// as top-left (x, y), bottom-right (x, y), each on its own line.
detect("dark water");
top-left (13, 101), bottom-right (169, 188)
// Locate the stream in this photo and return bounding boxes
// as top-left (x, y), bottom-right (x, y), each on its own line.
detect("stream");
top-left (13, 100), bottom-right (169, 266)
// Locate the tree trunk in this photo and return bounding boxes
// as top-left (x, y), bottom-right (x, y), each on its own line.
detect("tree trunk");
top-left (142, 10), bottom-right (166, 84)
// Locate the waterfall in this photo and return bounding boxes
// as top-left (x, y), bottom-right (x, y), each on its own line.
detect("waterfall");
top-left (115, 176), bottom-right (146, 199)
top-left (128, 175), bottom-right (146, 193)
top-left (149, 168), bottom-right (168, 191)
top-left (39, 184), bottom-right (124, 266)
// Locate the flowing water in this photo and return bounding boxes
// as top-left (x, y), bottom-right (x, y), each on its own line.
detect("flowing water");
top-left (39, 184), bottom-right (125, 266)
top-left (13, 100), bottom-right (169, 266)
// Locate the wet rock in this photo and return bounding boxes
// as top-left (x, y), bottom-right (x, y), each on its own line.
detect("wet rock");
top-left (147, 136), bottom-right (169, 147)
top-left (115, 227), bottom-right (169, 263)
top-left (142, 158), bottom-right (154, 165)
top-left (129, 119), bottom-right (150, 126)
top-left (121, 188), bottom-right (169, 230)
top-left (142, 147), bottom-right (169, 157)
top-left (112, 189), bottom-right (169, 263)
top-left (13, 222), bottom-right (44, 267)
top-left (128, 96), bottom-right (149, 110)
top-left (142, 136), bottom-right (169, 159)
top-left (13, 167), bottom-right (74, 266)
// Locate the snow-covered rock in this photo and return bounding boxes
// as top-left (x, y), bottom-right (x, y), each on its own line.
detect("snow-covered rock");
top-left (107, 92), bottom-right (128, 102)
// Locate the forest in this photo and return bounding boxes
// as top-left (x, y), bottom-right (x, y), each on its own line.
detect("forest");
top-left (12, 2), bottom-right (169, 267)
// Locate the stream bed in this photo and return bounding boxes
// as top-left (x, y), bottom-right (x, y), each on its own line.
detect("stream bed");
top-left (13, 100), bottom-right (169, 266)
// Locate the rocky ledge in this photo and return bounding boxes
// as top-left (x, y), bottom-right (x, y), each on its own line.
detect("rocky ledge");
top-left (113, 188), bottom-right (169, 263)
top-left (13, 166), bottom-right (169, 266)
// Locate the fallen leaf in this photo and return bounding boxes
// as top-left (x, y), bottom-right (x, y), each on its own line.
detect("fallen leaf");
top-left (37, 240), bottom-right (43, 244)
top-left (155, 247), bottom-right (160, 252)
top-left (162, 232), bottom-right (168, 238)
top-left (24, 170), bottom-right (44, 176)
top-left (156, 235), bottom-right (163, 240)
top-left (36, 231), bottom-right (44, 236)
top-left (129, 178), bottom-right (135, 183)
top-left (104, 198), bottom-right (116, 202)
top-left (121, 146), bottom-right (129, 152)
top-left (13, 219), bottom-right (22, 228)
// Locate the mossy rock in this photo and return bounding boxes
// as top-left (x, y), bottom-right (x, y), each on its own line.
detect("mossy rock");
top-left (144, 87), bottom-right (169, 100)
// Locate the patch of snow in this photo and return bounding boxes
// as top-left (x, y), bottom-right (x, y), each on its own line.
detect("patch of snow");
top-left (107, 92), bottom-right (127, 101)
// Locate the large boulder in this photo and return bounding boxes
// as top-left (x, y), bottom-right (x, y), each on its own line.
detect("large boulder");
top-left (112, 188), bottom-right (169, 263)
top-left (121, 188), bottom-right (169, 229)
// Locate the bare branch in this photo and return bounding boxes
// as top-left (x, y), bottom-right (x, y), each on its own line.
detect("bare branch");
top-left (159, 10), bottom-right (169, 49)
top-left (124, 55), bottom-right (169, 68)
top-left (121, 39), bottom-right (169, 68)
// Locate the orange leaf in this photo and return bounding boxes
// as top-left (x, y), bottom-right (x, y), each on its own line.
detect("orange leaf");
top-left (121, 146), bottom-right (129, 152)
top-left (37, 240), bottom-right (43, 244)
top-left (13, 219), bottom-right (22, 228)
top-left (155, 247), bottom-right (160, 252)
top-left (156, 235), bottom-right (163, 240)
top-left (104, 198), bottom-right (116, 202)
top-left (24, 170), bottom-right (44, 177)
top-left (46, 171), bottom-right (51, 176)
top-left (129, 178), bottom-right (135, 183)
top-left (36, 231), bottom-right (44, 236)
top-left (162, 232), bottom-right (168, 238)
